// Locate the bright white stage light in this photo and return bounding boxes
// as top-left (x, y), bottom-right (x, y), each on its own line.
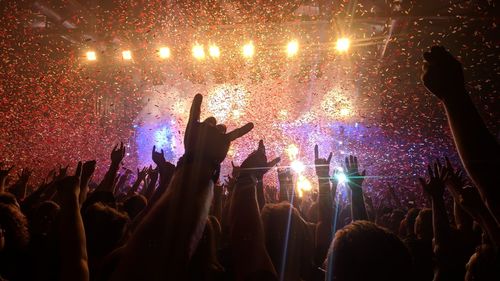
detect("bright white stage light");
top-left (287, 40), bottom-right (299, 57)
top-left (86, 51), bottom-right (96, 61)
top-left (291, 160), bottom-right (305, 173)
top-left (339, 108), bottom-right (351, 116)
top-left (335, 172), bottom-right (348, 184)
top-left (209, 45), bottom-right (220, 58)
top-left (122, 50), bottom-right (132, 60)
top-left (159, 47), bottom-right (171, 59)
top-left (335, 38), bottom-right (350, 53)
top-left (242, 42), bottom-right (255, 58)
top-left (192, 44), bottom-right (205, 60)
top-left (297, 175), bottom-right (312, 198)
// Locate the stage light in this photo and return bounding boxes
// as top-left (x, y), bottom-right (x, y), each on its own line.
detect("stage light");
top-left (287, 40), bottom-right (299, 57)
top-left (159, 47), bottom-right (171, 59)
top-left (86, 51), bottom-right (96, 61)
top-left (192, 44), bottom-right (205, 60)
top-left (242, 42), bottom-right (255, 58)
top-left (339, 108), bottom-right (351, 116)
top-left (122, 50), bottom-right (132, 60)
top-left (209, 45), bottom-right (220, 58)
top-left (291, 160), bottom-right (305, 173)
top-left (335, 172), bottom-right (348, 184)
top-left (335, 38), bottom-right (350, 53)
top-left (286, 144), bottom-right (299, 160)
top-left (297, 175), bottom-right (312, 198)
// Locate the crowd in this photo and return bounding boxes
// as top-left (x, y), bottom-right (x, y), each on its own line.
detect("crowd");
top-left (0, 46), bottom-right (498, 281)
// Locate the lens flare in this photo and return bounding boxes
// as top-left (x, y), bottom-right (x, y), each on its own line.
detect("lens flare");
top-left (159, 47), bottom-right (171, 59)
top-left (287, 40), bottom-right (299, 57)
top-left (335, 172), bottom-right (348, 184)
top-left (122, 50), bottom-right (132, 60)
top-left (242, 42), bottom-right (255, 58)
top-left (209, 44), bottom-right (220, 58)
top-left (192, 44), bottom-right (205, 60)
top-left (297, 175), bottom-right (312, 198)
top-left (335, 38), bottom-right (351, 53)
top-left (291, 160), bottom-right (305, 173)
top-left (86, 51), bottom-right (96, 61)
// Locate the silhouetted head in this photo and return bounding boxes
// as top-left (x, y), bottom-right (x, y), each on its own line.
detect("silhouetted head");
top-left (0, 203), bottom-right (29, 253)
top-left (83, 203), bottom-right (129, 259)
top-left (261, 202), bottom-right (314, 281)
top-left (122, 194), bottom-right (147, 220)
top-left (0, 192), bottom-right (19, 208)
top-left (325, 220), bottom-right (413, 281)
top-left (28, 201), bottom-right (60, 236)
top-left (415, 208), bottom-right (432, 241)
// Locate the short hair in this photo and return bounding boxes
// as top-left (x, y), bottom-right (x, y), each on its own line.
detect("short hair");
top-left (83, 203), bottom-right (129, 258)
top-left (0, 203), bottom-right (29, 251)
top-left (0, 192), bottom-right (19, 208)
top-left (325, 220), bottom-right (413, 281)
top-left (415, 208), bottom-right (432, 240)
top-left (122, 194), bottom-right (147, 220)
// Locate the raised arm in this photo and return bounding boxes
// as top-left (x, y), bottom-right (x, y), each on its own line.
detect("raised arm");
top-left (96, 143), bottom-right (125, 193)
top-left (56, 162), bottom-right (89, 281)
top-left (230, 140), bottom-right (279, 280)
top-left (79, 160), bottom-right (96, 206)
top-left (313, 145), bottom-right (334, 262)
top-left (0, 163), bottom-right (13, 192)
top-left (419, 160), bottom-right (462, 280)
top-left (345, 155), bottom-right (368, 221)
top-left (421, 46), bottom-right (500, 222)
top-left (110, 94), bottom-right (253, 280)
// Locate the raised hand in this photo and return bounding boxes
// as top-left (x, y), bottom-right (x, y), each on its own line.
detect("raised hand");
top-left (111, 142), bottom-right (126, 164)
top-left (419, 160), bottom-right (448, 199)
top-left (152, 145), bottom-right (167, 167)
top-left (239, 140), bottom-right (280, 179)
top-left (184, 94), bottom-right (253, 166)
top-left (18, 168), bottom-right (32, 184)
top-left (136, 167), bottom-right (148, 182)
top-left (421, 46), bottom-right (465, 100)
top-left (344, 155), bottom-right (366, 190)
top-left (56, 162), bottom-right (82, 199)
top-left (314, 144), bottom-right (332, 179)
top-left (81, 160), bottom-right (97, 182)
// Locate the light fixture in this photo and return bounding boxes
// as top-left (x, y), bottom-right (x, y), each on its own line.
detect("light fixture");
top-left (287, 40), bottom-right (299, 57)
top-left (209, 44), bottom-right (220, 58)
top-left (122, 50), bottom-right (132, 60)
top-left (86, 51), bottom-right (96, 61)
top-left (159, 47), bottom-right (171, 59)
top-left (192, 44), bottom-right (205, 60)
top-left (242, 42), bottom-right (255, 58)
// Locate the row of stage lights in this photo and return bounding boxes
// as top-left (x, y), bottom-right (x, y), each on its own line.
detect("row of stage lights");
top-left (85, 38), bottom-right (351, 61)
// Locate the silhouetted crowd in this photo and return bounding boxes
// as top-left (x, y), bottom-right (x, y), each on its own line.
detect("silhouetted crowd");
top-left (0, 46), bottom-right (499, 281)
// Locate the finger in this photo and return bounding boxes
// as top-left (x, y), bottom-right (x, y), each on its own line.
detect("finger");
top-left (361, 170), bottom-right (366, 177)
top-left (344, 157), bottom-right (349, 171)
top-left (161, 149), bottom-right (164, 156)
top-left (231, 161), bottom-right (236, 168)
top-left (120, 142), bottom-right (124, 150)
top-left (258, 140), bottom-right (265, 153)
top-left (152, 145), bottom-right (156, 153)
top-left (227, 122), bottom-right (254, 141)
top-left (327, 152), bottom-right (332, 164)
top-left (314, 145), bottom-right (319, 160)
top-left (418, 177), bottom-right (426, 188)
top-left (188, 94), bottom-right (203, 124)
top-left (113, 143), bottom-right (118, 151)
top-left (267, 157), bottom-right (281, 168)
top-left (75, 162), bottom-right (82, 178)
top-left (434, 162), bottom-right (439, 178)
top-left (353, 156), bottom-right (358, 170)
top-left (203, 117), bottom-right (217, 127)
top-left (216, 124), bottom-right (227, 134)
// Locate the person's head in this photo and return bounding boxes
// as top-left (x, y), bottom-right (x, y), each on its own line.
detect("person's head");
top-left (261, 202), bottom-right (314, 280)
top-left (389, 208), bottom-right (406, 234)
top-left (401, 207), bottom-right (420, 238)
top-left (465, 244), bottom-right (500, 281)
top-left (122, 194), bottom-right (147, 220)
top-left (415, 208), bottom-right (433, 241)
top-left (0, 203), bottom-right (29, 253)
top-left (325, 220), bottom-right (413, 281)
top-left (0, 192), bottom-right (19, 208)
top-left (83, 203), bottom-right (129, 259)
top-left (28, 201), bottom-right (60, 236)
